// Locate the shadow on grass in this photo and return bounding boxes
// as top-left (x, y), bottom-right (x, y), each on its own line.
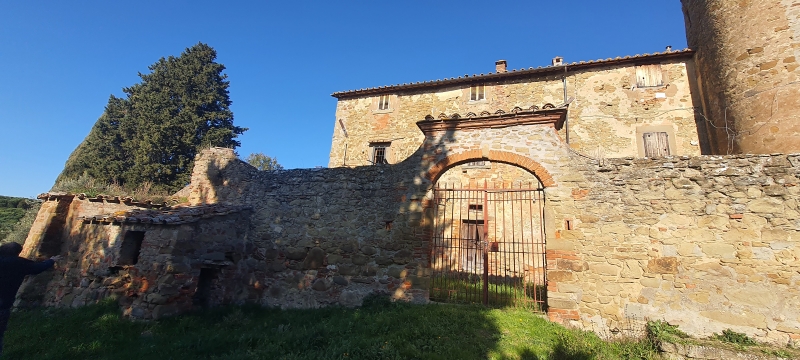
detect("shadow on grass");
top-left (5, 297), bottom-right (651, 360)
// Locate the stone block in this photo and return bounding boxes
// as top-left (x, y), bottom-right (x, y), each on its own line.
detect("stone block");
top-left (548, 298), bottom-right (578, 310)
top-left (338, 290), bottom-right (363, 307)
top-left (640, 278), bottom-right (660, 288)
top-left (590, 263), bottom-right (621, 276)
top-left (392, 250), bottom-right (412, 264)
top-left (548, 239), bottom-right (576, 251)
top-left (361, 246), bottom-right (377, 255)
top-left (303, 248), bottom-right (326, 269)
top-left (700, 310), bottom-right (766, 328)
top-left (387, 266), bottom-right (407, 279)
top-left (557, 259), bottom-right (588, 272)
top-left (700, 243), bottom-right (736, 259)
top-left (548, 271), bottom-right (574, 282)
top-left (747, 198), bottom-right (784, 213)
top-left (375, 256), bottom-right (393, 266)
top-left (285, 247), bottom-right (308, 260)
top-left (647, 257), bottom-right (678, 274)
top-left (351, 254), bottom-right (370, 265)
top-left (311, 279), bottom-right (329, 291)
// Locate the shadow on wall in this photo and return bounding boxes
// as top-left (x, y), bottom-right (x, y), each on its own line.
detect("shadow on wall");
top-left (181, 114), bottom-right (553, 311)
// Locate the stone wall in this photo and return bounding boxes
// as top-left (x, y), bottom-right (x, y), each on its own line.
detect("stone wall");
top-left (682, 0), bottom-right (800, 154)
top-left (330, 56), bottom-right (702, 168)
top-left (546, 153), bottom-right (800, 345)
top-left (22, 135), bottom-right (800, 345)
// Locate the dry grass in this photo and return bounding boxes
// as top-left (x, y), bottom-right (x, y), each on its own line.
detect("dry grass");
top-left (51, 174), bottom-right (173, 204)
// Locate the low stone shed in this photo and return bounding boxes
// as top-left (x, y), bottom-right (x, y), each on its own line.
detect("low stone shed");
top-left (20, 106), bottom-right (800, 345)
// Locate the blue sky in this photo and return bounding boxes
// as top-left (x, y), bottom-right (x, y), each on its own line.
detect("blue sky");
top-left (0, 1), bottom-right (688, 198)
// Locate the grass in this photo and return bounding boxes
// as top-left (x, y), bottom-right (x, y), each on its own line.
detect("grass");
top-left (50, 173), bottom-right (173, 204)
top-left (430, 276), bottom-right (546, 310)
top-left (4, 297), bottom-right (660, 360)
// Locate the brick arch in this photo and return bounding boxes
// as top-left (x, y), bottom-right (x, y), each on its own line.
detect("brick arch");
top-left (425, 150), bottom-right (556, 187)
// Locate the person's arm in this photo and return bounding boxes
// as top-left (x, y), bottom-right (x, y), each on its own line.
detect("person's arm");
top-left (19, 256), bottom-right (57, 275)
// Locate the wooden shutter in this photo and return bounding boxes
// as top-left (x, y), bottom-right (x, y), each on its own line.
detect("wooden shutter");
top-left (636, 65), bottom-right (663, 87)
top-left (643, 132), bottom-right (670, 157)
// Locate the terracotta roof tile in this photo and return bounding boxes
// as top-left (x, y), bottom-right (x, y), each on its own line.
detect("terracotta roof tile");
top-left (332, 49), bottom-right (694, 99)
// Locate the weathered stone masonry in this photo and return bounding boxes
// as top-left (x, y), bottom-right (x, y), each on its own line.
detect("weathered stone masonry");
top-left (21, 110), bottom-right (800, 345)
top-left (546, 154), bottom-right (800, 345)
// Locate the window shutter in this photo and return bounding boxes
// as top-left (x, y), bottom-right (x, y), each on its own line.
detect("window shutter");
top-left (636, 65), bottom-right (663, 87)
top-left (643, 132), bottom-right (670, 157)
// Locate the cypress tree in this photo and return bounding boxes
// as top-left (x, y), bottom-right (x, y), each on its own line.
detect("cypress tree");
top-left (56, 43), bottom-right (246, 193)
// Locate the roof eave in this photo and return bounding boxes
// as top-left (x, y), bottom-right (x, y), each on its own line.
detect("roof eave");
top-left (332, 49), bottom-right (695, 99)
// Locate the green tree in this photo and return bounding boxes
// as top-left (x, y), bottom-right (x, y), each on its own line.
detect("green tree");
top-left (245, 153), bottom-right (284, 171)
top-left (56, 43), bottom-right (247, 193)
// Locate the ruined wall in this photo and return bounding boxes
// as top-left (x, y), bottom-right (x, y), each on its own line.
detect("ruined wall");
top-left (330, 58), bottom-right (701, 168)
top-left (682, 0), bottom-right (800, 154)
top-left (186, 121), bottom-right (570, 309)
top-left (546, 154), bottom-right (800, 345)
top-left (18, 196), bottom-right (252, 319)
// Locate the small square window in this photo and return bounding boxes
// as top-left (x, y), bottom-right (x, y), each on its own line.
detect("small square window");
top-left (470, 84), bottom-right (485, 101)
top-left (636, 64), bottom-right (663, 87)
top-left (378, 95), bottom-right (390, 110)
top-left (642, 132), bottom-right (670, 157)
top-left (370, 142), bottom-right (391, 165)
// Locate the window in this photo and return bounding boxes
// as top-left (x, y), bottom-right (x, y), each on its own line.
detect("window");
top-left (463, 160), bottom-right (490, 169)
top-left (642, 132), bottom-right (670, 157)
top-left (378, 95), bottom-right (390, 110)
top-left (636, 64), bottom-right (663, 87)
top-left (370, 142), bottom-right (391, 165)
top-left (119, 231), bottom-right (145, 266)
top-left (470, 84), bottom-right (485, 101)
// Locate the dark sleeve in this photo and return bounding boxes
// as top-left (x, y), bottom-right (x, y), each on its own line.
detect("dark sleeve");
top-left (20, 258), bottom-right (55, 275)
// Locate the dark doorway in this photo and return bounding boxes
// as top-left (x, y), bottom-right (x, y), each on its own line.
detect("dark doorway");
top-left (118, 231), bottom-right (145, 266)
top-left (192, 268), bottom-right (218, 308)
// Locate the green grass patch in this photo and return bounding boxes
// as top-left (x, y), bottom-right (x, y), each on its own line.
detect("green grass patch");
top-left (430, 276), bottom-right (546, 310)
top-left (711, 329), bottom-right (757, 347)
top-left (4, 298), bottom-right (659, 360)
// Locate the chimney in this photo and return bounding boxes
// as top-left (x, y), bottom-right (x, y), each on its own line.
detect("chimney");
top-left (665, 45), bottom-right (672, 52)
top-left (495, 60), bottom-right (507, 73)
top-left (552, 56), bottom-right (564, 66)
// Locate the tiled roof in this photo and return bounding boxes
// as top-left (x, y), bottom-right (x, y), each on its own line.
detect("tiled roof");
top-left (331, 48), bottom-right (694, 99)
top-left (417, 104), bottom-right (568, 134)
top-left (423, 103), bottom-right (561, 121)
top-left (80, 204), bottom-right (250, 225)
top-left (38, 192), bottom-right (169, 209)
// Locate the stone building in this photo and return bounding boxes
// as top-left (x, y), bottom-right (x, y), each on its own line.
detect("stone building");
top-left (17, 0), bottom-right (800, 347)
top-left (329, 50), bottom-right (705, 169)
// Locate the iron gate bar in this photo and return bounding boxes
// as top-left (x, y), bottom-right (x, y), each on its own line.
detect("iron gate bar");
top-left (430, 180), bottom-right (547, 311)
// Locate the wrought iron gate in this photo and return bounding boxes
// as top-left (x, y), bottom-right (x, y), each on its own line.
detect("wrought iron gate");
top-left (430, 181), bottom-right (547, 311)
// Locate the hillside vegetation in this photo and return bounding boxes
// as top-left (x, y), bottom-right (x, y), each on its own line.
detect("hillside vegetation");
top-left (55, 43), bottom-right (246, 194)
top-left (0, 196), bottom-right (38, 243)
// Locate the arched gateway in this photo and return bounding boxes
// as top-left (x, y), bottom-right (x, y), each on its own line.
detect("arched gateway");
top-left (416, 106), bottom-right (566, 311)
